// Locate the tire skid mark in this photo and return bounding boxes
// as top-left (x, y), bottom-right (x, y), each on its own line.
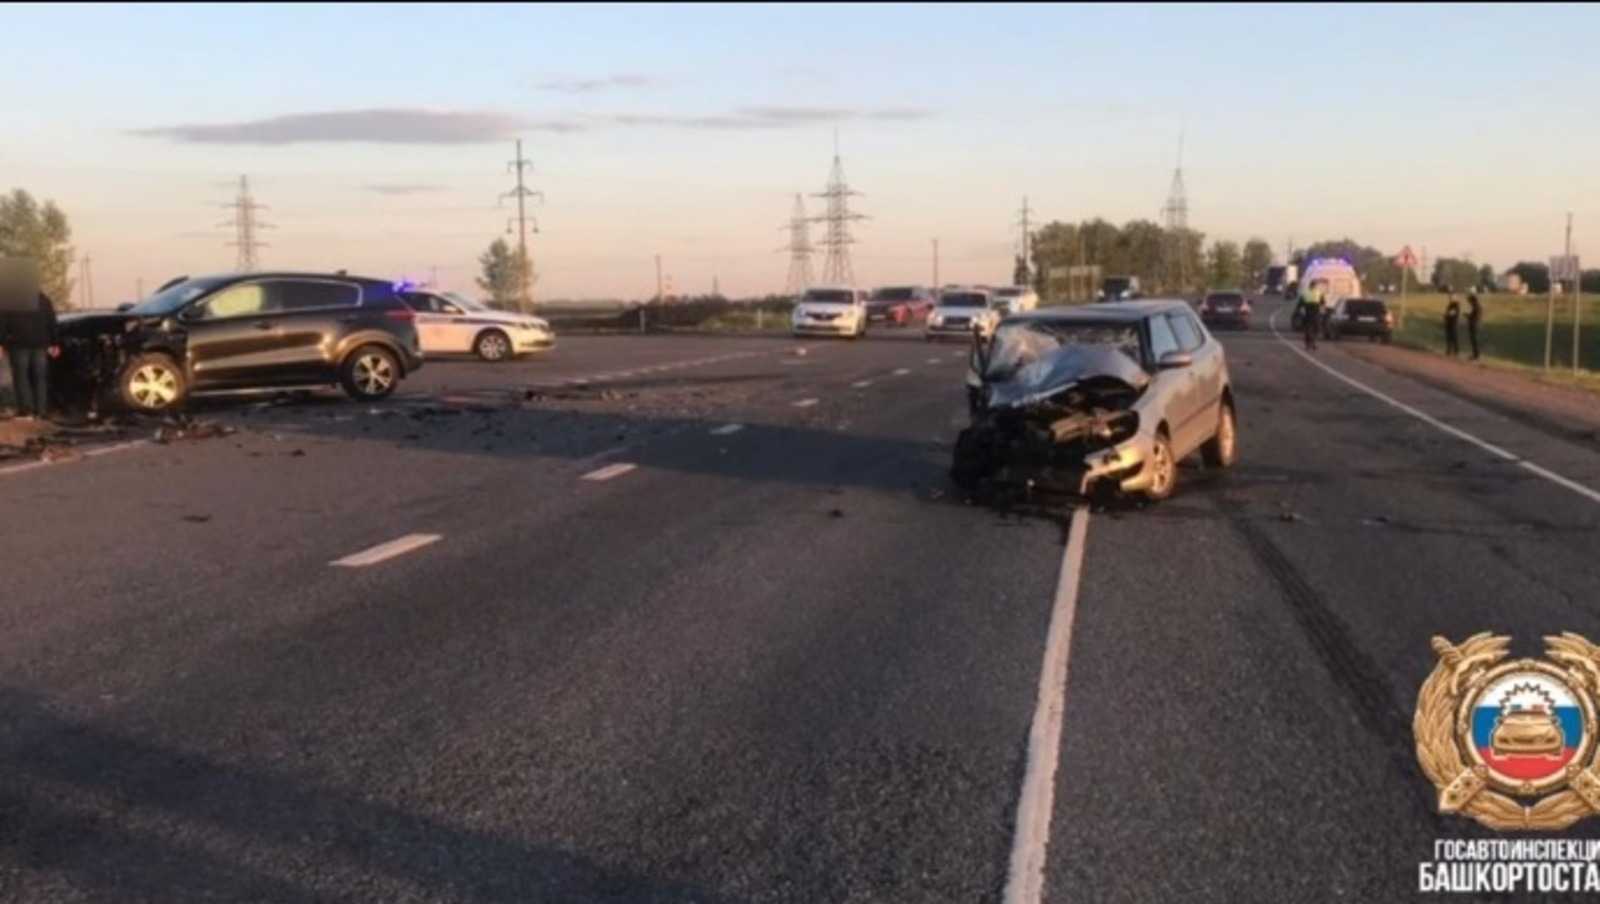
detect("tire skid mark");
top-left (1218, 497), bottom-right (1442, 824)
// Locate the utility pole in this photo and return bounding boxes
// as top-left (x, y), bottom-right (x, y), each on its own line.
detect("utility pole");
top-left (1568, 212), bottom-right (1580, 374)
top-left (78, 254), bottom-right (94, 308)
top-left (500, 139), bottom-right (544, 314)
top-left (932, 238), bottom-right (939, 289)
top-left (655, 253), bottom-right (664, 304)
top-left (220, 175), bottom-right (272, 272)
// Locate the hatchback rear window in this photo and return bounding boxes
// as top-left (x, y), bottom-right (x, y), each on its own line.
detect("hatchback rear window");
top-left (871, 287), bottom-right (916, 301)
top-left (1346, 300), bottom-right (1387, 316)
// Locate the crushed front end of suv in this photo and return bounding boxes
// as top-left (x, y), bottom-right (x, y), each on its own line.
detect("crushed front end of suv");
top-left (951, 302), bottom-right (1237, 503)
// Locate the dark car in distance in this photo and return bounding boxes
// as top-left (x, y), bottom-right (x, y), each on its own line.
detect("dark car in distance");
top-left (52, 272), bottom-right (425, 413)
top-left (1197, 291), bottom-right (1251, 330)
top-left (865, 286), bottom-right (935, 326)
top-left (1322, 297), bottom-right (1394, 343)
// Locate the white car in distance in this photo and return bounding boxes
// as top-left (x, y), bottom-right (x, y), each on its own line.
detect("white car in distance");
top-left (991, 285), bottom-right (1039, 317)
top-left (791, 286), bottom-right (868, 339)
top-left (926, 288), bottom-right (1000, 342)
top-left (401, 291), bottom-right (555, 362)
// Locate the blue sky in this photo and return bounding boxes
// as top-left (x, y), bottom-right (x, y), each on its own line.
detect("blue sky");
top-left (4, 3), bottom-right (1598, 301)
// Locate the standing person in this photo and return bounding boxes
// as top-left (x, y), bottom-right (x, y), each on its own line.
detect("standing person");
top-left (3, 291), bottom-right (59, 420)
top-left (1299, 279), bottom-right (1326, 351)
top-left (1465, 292), bottom-right (1482, 360)
top-left (1443, 293), bottom-right (1461, 357)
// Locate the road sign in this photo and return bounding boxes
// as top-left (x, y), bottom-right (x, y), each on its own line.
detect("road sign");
top-left (1551, 255), bottom-right (1581, 282)
top-left (1396, 246), bottom-right (1418, 269)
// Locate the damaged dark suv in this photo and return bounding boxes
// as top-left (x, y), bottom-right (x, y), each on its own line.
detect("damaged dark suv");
top-left (53, 272), bottom-right (425, 413)
top-left (952, 300), bottom-right (1237, 502)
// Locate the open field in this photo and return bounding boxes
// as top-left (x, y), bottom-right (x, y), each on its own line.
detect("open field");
top-left (1379, 290), bottom-right (1600, 377)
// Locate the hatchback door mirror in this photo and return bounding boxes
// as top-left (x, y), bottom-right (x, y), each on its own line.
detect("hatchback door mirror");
top-left (178, 304), bottom-right (205, 323)
top-left (1158, 351), bottom-right (1193, 370)
top-left (115, 302), bottom-right (134, 313)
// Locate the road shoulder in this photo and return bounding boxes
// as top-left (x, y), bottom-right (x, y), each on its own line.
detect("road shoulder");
top-left (1334, 341), bottom-right (1600, 450)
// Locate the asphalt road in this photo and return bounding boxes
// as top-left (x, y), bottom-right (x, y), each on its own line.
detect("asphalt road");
top-left (2, 305), bottom-right (1598, 903)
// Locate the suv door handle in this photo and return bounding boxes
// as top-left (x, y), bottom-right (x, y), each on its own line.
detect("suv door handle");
top-left (252, 320), bottom-right (274, 331)
top-left (337, 315), bottom-right (358, 324)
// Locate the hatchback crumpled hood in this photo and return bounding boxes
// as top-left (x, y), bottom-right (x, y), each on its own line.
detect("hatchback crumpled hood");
top-left (984, 344), bottom-right (1149, 409)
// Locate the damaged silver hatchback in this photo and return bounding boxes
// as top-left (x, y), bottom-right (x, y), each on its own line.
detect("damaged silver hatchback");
top-left (951, 300), bottom-right (1237, 503)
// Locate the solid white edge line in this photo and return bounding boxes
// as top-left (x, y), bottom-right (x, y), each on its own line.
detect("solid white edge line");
top-left (1003, 504), bottom-right (1090, 904)
top-left (0, 437), bottom-right (152, 476)
top-left (710, 424), bottom-right (744, 435)
top-left (792, 398), bottom-right (819, 408)
top-left (1268, 308), bottom-right (1600, 506)
top-left (580, 462), bottom-right (637, 481)
top-left (330, 532), bottom-right (442, 567)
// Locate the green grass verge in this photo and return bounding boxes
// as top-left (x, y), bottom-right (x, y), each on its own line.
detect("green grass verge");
top-left (1380, 292), bottom-right (1600, 377)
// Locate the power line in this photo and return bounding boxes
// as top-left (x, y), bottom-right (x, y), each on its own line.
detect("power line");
top-left (777, 193), bottom-right (814, 296)
top-left (500, 139), bottom-right (544, 313)
top-left (810, 132), bottom-right (867, 286)
top-left (220, 175), bottom-right (272, 272)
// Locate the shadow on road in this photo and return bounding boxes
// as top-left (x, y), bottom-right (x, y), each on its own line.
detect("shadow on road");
top-left (0, 686), bottom-right (736, 903)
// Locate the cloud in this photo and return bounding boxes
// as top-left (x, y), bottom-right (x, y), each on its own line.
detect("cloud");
top-left (609, 106), bottom-right (935, 130)
top-left (132, 109), bottom-right (584, 145)
top-left (536, 74), bottom-right (653, 93)
top-left (365, 183), bottom-right (447, 196)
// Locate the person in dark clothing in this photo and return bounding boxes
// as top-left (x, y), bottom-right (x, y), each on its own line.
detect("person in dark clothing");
top-left (1443, 294), bottom-right (1461, 357)
top-left (2, 292), bottom-right (59, 420)
top-left (1465, 292), bottom-right (1482, 360)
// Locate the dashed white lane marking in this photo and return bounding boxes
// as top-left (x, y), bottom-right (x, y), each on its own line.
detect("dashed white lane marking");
top-left (851, 380), bottom-right (873, 388)
top-left (1269, 308), bottom-right (1600, 506)
top-left (893, 368), bottom-right (911, 376)
top-left (1003, 505), bottom-right (1090, 904)
top-left (925, 357), bottom-right (943, 365)
top-left (331, 533), bottom-right (442, 567)
top-left (792, 398), bottom-right (820, 408)
top-left (710, 424), bottom-right (744, 436)
top-left (950, 350), bottom-right (966, 358)
top-left (580, 462), bottom-right (638, 482)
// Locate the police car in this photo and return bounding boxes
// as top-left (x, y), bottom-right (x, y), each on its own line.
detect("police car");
top-left (401, 290), bottom-right (555, 362)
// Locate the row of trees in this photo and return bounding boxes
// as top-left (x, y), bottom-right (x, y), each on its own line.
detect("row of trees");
top-left (0, 189), bottom-right (74, 306)
top-left (1027, 219), bottom-right (1281, 295)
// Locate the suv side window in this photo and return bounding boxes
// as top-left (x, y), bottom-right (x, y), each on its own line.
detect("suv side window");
top-left (275, 280), bottom-right (360, 311)
top-left (1168, 311), bottom-right (1204, 352)
top-left (196, 282), bottom-right (270, 319)
top-left (1148, 313), bottom-right (1181, 362)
